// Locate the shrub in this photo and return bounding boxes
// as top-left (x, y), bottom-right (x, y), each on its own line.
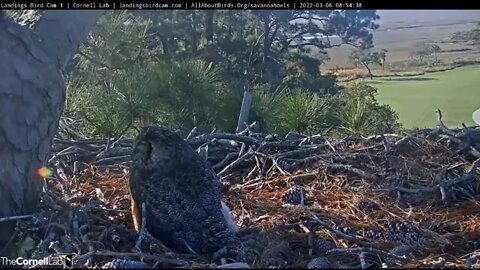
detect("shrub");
top-left (248, 85), bottom-right (285, 133)
top-left (66, 59), bottom-right (238, 137)
top-left (331, 82), bottom-right (401, 136)
top-left (276, 89), bottom-right (330, 135)
top-left (150, 59), bottom-right (233, 132)
top-left (65, 61), bottom-right (161, 138)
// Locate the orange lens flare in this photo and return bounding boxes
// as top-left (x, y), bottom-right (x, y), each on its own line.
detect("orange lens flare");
top-left (37, 166), bottom-right (54, 178)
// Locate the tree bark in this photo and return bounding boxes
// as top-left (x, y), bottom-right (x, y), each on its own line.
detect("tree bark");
top-left (205, 10), bottom-right (214, 45)
top-left (260, 15), bottom-right (271, 82)
top-left (190, 11), bottom-right (198, 54)
top-left (0, 10), bottom-right (103, 255)
top-left (363, 63), bottom-right (373, 79)
top-left (159, 34), bottom-right (170, 58)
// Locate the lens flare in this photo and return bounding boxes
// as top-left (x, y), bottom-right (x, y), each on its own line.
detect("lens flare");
top-left (37, 166), bottom-right (54, 178)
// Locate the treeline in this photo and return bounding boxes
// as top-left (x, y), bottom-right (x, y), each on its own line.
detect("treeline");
top-left (62, 10), bottom-right (400, 137)
top-left (451, 22), bottom-right (480, 44)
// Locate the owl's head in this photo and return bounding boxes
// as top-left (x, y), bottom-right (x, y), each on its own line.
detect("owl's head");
top-left (131, 125), bottom-right (185, 171)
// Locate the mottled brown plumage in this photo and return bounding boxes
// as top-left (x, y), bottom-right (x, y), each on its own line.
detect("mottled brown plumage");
top-left (128, 125), bottom-right (243, 261)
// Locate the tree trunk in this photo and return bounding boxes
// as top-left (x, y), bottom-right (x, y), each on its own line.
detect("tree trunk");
top-left (260, 13), bottom-right (280, 85)
top-left (0, 10), bottom-right (103, 255)
top-left (261, 16), bottom-right (271, 82)
top-left (205, 10), bottom-right (214, 45)
top-left (190, 11), bottom-right (198, 54)
top-left (364, 64), bottom-right (373, 79)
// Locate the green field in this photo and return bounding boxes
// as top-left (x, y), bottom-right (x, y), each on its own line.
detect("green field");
top-left (322, 11), bottom-right (480, 69)
top-left (362, 65), bottom-right (480, 129)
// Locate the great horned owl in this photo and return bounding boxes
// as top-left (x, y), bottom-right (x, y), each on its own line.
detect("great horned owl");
top-left (128, 125), bottom-right (242, 260)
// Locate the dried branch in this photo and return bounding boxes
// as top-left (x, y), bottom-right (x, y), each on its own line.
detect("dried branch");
top-left (326, 247), bottom-right (410, 262)
top-left (0, 214), bottom-right (36, 223)
top-left (75, 251), bottom-right (189, 266)
top-left (218, 150), bottom-right (254, 177)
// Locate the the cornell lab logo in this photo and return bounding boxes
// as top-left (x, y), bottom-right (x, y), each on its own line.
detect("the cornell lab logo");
top-left (58, 254), bottom-right (74, 268)
top-left (0, 253), bottom-right (75, 268)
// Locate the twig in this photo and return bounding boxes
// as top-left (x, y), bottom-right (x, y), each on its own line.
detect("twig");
top-left (274, 145), bottom-right (327, 160)
top-left (468, 158), bottom-right (480, 174)
top-left (291, 152), bottom-right (375, 169)
top-left (0, 214), bottom-right (36, 223)
top-left (324, 139), bottom-right (336, 152)
top-left (75, 251), bottom-right (189, 266)
top-left (55, 165), bottom-right (71, 195)
top-left (305, 209), bottom-right (374, 247)
top-left (94, 147), bottom-right (132, 161)
top-left (298, 222), bottom-right (311, 234)
top-left (394, 136), bottom-right (417, 148)
top-left (359, 251), bottom-right (368, 269)
top-left (186, 126), bottom-right (198, 139)
top-left (285, 131), bottom-right (307, 140)
top-left (245, 165), bottom-right (258, 180)
top-left (91, 155), bottom-right (131, 165)
top-left (53, 138), bottom-right (133, 145)
top-left (213, 153), bottom-right (238, 171)
top-left (73, 161), bottom-right (79, 188)
top-left (48, 146), bottom-right (83, 162)
top-left (326, 247), bottom-right (410, 262)
top-left (189, 133), bottom-right (260, 147)
top-left (436, 109), bottom-right (458, 137)
top-left (217, 262), bottom-right (251, 268)
top-left (197, 145), bottom-right (209, 160)
top-left (435, 109), bottom-right (463, 143)
top-left (237, 171), bottom-right (319, 190)
top-left (217, 150), bottom-right (253, 177)
top-left (380, 132), bottom-right (392, 152)
top-left (326, 164), bottom-right (378, 181)
top-left (272, 158), bottom-right (291, 176)
top-left (365, 133), bottom-right (402, 140)
top-left (376, 185), bottom-right (437, 194)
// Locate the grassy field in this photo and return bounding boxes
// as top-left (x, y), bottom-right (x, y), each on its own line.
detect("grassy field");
top-left (320, 11), bottom-right (480, 70)
top-left (359, 65), bottom-right (480, 129)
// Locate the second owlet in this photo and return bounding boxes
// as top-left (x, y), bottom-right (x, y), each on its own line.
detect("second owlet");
top-left (128, 125), bottom-right (243, 260)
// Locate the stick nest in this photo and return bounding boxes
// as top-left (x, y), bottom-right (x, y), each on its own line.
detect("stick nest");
top-left (8, 115), bottom-right (480, 268)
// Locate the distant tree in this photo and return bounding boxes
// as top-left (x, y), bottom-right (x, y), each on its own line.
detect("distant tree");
top-left (348, 49), bottom-right (383, 79)
top-left (430, 44), bottom-right (441, 62)
top-left (412, 41), bottom-right (441, 63)
top-left (412, 42), bottom-right (430, 62)
top-left (118, 10), bottom-right (381, 95)
top-left (250, 10), bottom-right (379, 85)
top-left (451, 22), bottom-right (480, 44)
top-left (378, 48), bottom-right (388, 70)
top-left (282, 53), bottom-right (337, 94)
